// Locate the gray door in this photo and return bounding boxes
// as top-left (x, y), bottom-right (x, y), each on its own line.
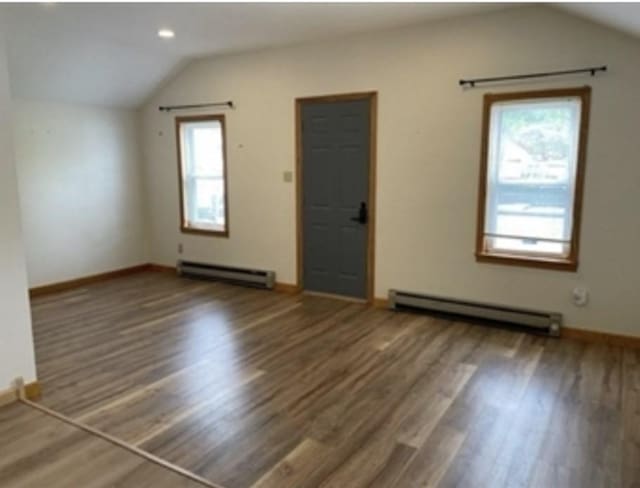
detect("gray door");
top-left (301, 98), bottom-right (371, 299)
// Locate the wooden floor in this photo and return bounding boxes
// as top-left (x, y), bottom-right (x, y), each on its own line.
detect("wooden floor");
top-left (9, 271), bottom-right (640, 487)
top-left (0, 402), bottom-right (205, 487)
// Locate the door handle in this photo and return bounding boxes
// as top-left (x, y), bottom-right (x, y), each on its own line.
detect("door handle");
top-left (350, 201), bottom-right (368, 224)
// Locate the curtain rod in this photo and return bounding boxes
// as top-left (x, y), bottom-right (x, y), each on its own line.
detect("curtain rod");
top-left (459, 65), bottom-right (607, 88)
top-left (158, 101), bottom-right (234, 112)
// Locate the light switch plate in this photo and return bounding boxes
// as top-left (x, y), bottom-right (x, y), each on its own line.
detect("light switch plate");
top-left (283, 171), bottom-right (293, 183)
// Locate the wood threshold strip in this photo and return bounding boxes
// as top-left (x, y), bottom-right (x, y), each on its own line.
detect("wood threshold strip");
top-left (302, 290), bottom-right (367, 304)
top-left (17, 397), bottom-right (227, 488)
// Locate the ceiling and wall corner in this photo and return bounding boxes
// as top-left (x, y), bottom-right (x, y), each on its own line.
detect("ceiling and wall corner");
top-left (0, 3), bottom-right (517, 108)
top-left (2, 3), bottom-right (640, 109)
top-left (2, 4), bottom-right (640, 109)
top-left (555, 3), bottom-right (640, 40)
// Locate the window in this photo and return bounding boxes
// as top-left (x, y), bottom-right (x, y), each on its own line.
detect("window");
top-left (176, 115), bottom-right (228, 236)
top-left (476, 87), bottom-right (590, 270)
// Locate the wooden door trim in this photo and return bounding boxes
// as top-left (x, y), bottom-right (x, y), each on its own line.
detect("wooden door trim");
top-left (295, 91), bottom-right (378, 303)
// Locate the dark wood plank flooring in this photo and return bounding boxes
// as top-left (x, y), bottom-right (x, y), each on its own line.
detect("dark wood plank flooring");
top-left (16, 271), bottom-right (640, 487)
top-left (0, 402), bottom-right (206, 487)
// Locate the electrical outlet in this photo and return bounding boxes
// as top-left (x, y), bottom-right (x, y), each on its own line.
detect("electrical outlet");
top-left (572, 286), bottom-right (589, 307)
top-left (178, 243), bottom-right (183, 254)
top-left (283, 171), bottom-right (293, 183)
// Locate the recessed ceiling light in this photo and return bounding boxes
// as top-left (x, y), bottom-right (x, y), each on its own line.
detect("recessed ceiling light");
top-left (158, 29), bottom-right (175, 39)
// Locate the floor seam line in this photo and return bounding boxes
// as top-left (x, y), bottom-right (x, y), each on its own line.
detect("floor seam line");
top-left (18, 398), bottom-right (228, 488)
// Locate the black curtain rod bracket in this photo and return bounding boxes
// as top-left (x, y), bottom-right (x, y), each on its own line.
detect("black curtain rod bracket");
top-left (459, 65), bottom-right (607, 88)
top-left (158, 101), bottom-right (235, 112)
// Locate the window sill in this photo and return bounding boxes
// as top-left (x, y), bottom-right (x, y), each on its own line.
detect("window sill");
top-left (475, 251), bottom-right (577, 272)
top-left (181, 226), bottom-right (229, 238)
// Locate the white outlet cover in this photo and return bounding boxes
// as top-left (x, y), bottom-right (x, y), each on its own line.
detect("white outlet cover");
top-left (572, 286), bottom-right (589, 307)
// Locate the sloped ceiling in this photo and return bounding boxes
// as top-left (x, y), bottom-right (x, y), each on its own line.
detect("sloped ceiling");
top-left (0, 3), bottom-right (511, 108)
top-left (1, 3), bottom-right (638, 109)
top-left (555, 3), bottom-right (640, 40)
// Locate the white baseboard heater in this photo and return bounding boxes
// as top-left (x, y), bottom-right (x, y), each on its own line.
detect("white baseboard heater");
top-left (177, 260), bottom-right (275, 290)
top-left (388, 289), bottom-right (561, 336)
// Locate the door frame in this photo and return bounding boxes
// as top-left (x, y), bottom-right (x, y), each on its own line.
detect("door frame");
top-left (295, 91), bottom-right (378, 303)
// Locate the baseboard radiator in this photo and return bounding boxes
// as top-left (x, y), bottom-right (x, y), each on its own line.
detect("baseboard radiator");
top-left (177, 260), bottom-right (275, 290)
top-left (388, 289), bottom-right (561, 336)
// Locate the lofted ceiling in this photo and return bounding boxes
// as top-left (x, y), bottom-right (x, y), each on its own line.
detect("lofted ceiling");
top-left (1, 3), bottom-right (639, 109)
top-left (0, 3), bottom-right (512, 108)
top-left (555, 3), bottom-right (640, 41)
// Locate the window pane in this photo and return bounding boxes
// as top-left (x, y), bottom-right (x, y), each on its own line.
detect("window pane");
top-left (484, 97), bottom-right (581, 257)
top-left (180, 119), bottom-right (226, 232)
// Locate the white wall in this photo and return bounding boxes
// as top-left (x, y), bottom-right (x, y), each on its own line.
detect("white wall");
top-left (0, 35), bottom-right (37, 387)
top-left (13, 100), bottom-right (148, 287)
top-left (141, 6), bottom-right (640, 336)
